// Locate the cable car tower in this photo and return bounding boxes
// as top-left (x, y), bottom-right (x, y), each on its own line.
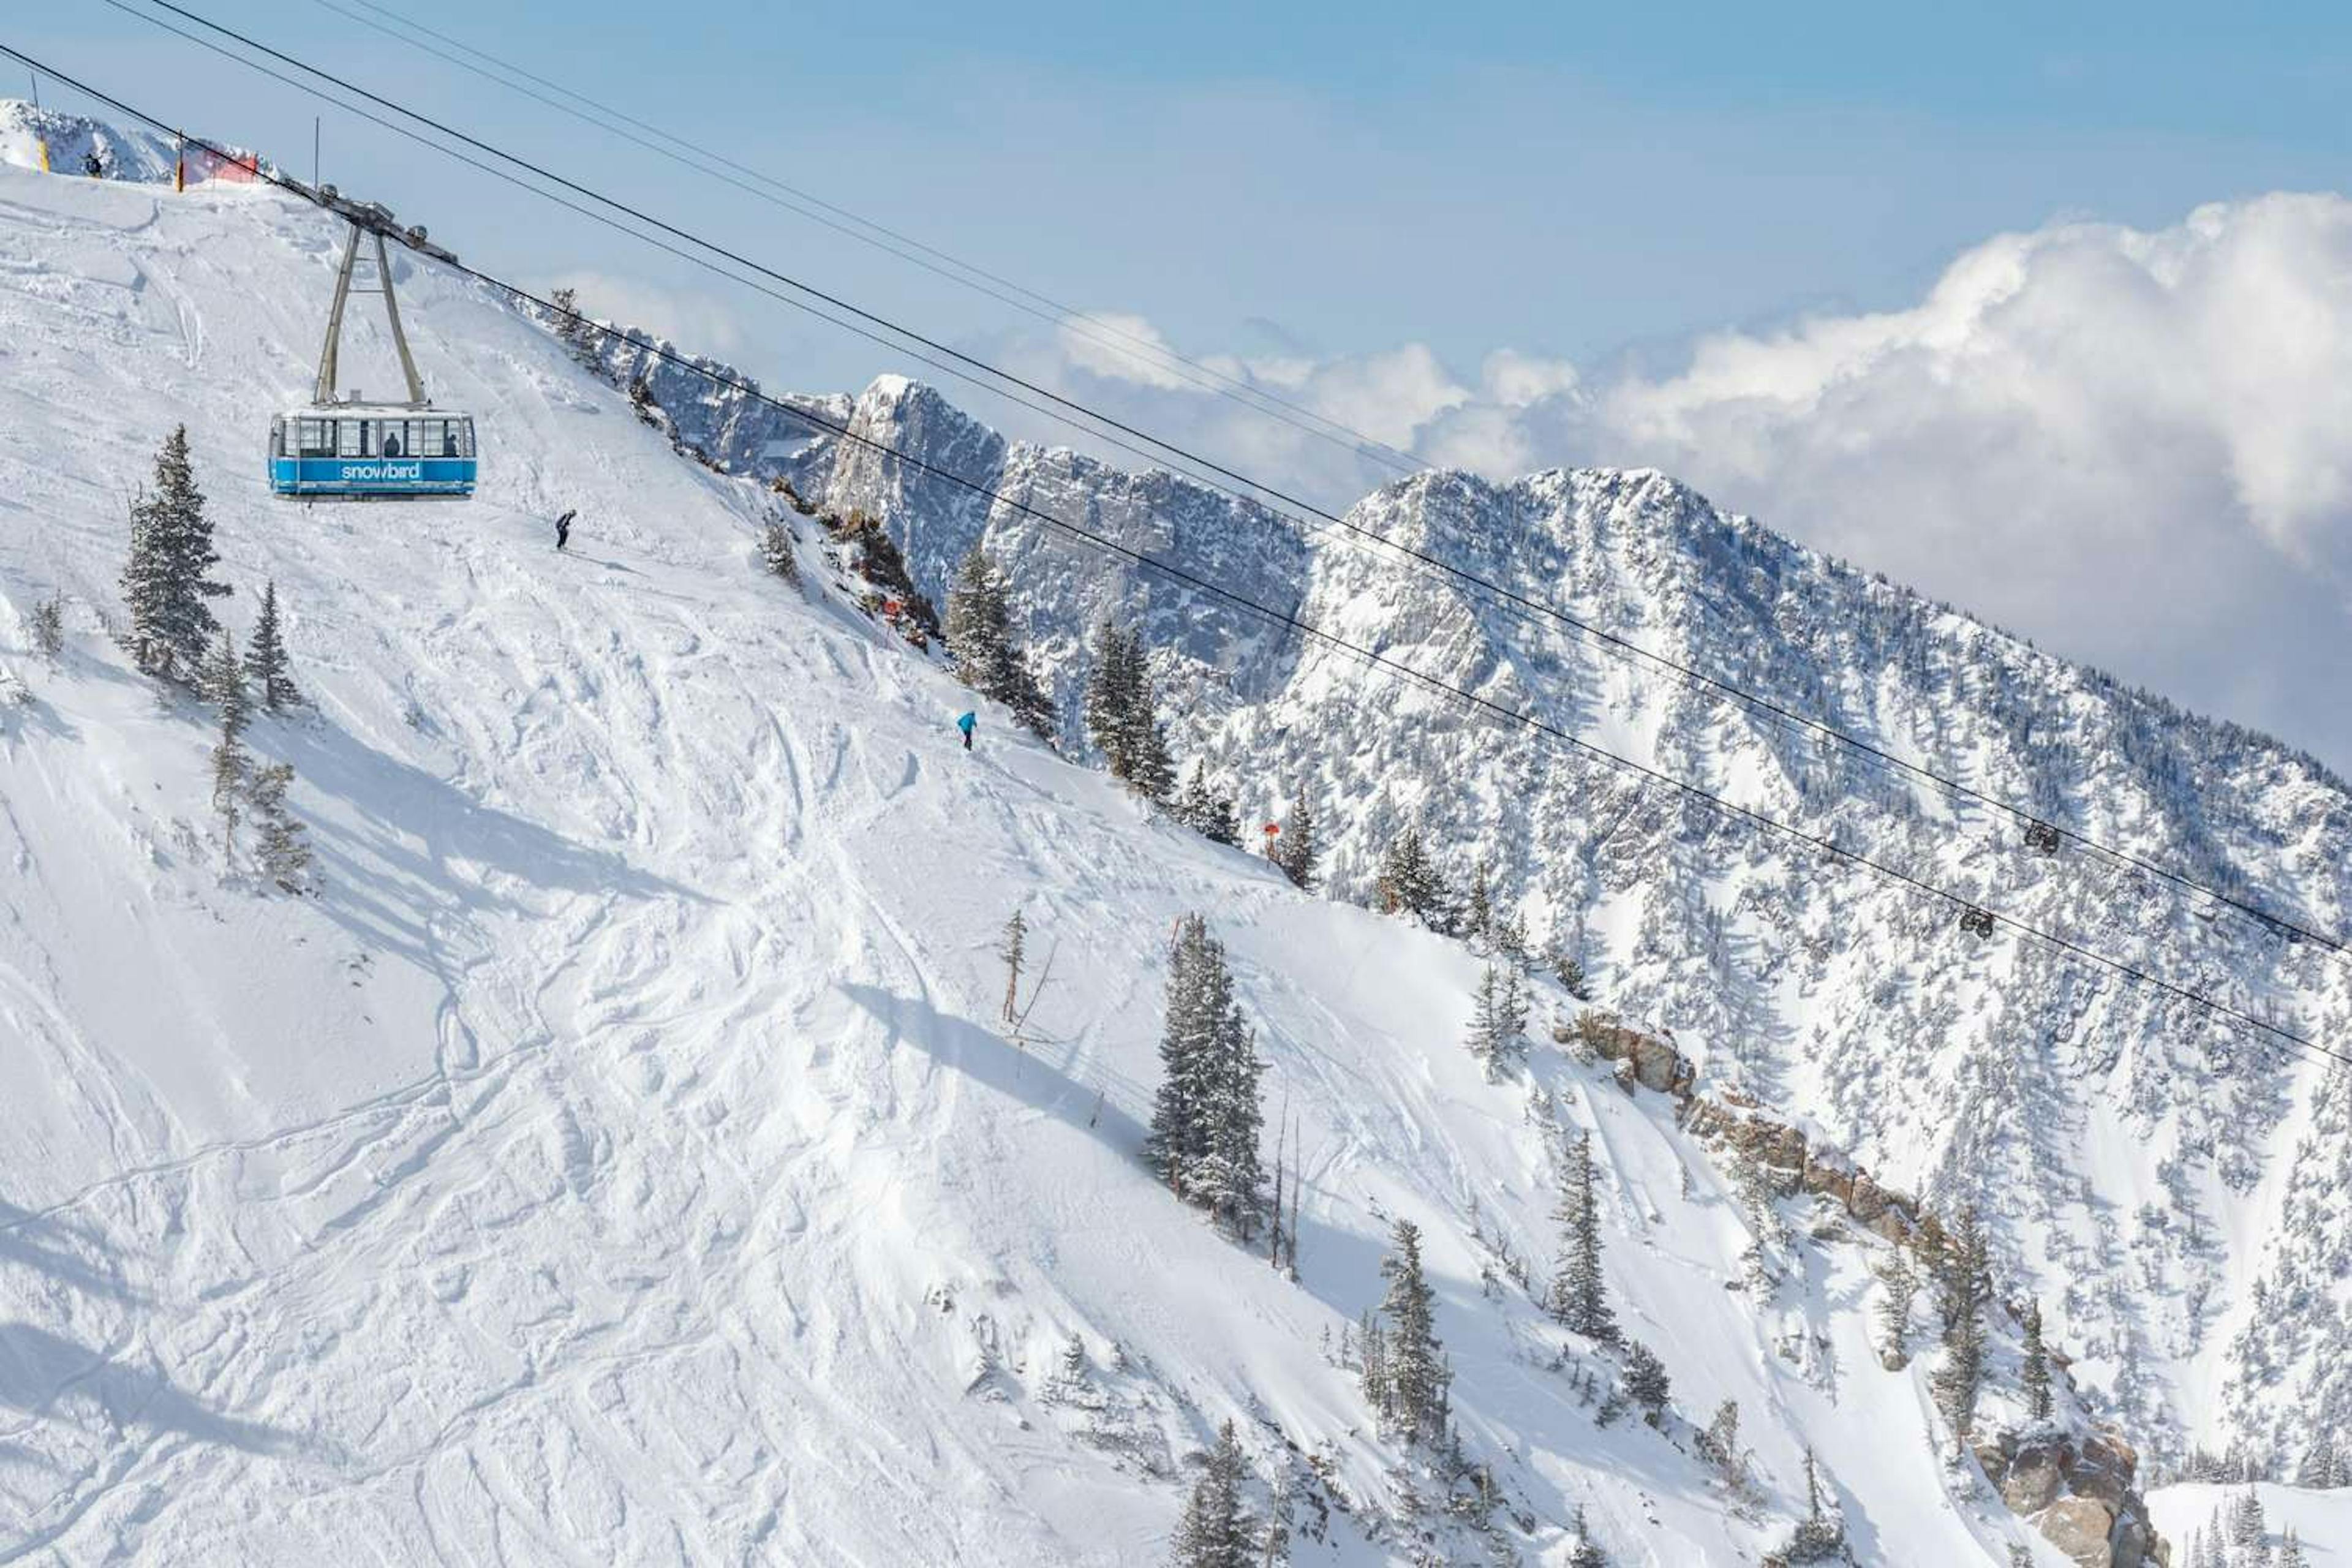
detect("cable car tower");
top-left (268, 189), bottom-right (477, 500)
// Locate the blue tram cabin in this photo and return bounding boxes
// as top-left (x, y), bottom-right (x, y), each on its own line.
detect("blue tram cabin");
top-left (268, 407), bottom-right (477, 500)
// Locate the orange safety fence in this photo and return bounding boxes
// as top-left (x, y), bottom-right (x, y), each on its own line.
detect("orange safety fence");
top-left (177, 141), bottom-right (262, 189)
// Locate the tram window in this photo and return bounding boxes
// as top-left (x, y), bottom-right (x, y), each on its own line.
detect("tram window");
top-left (459, 420), bottom-right (476, 458)
top-left (270, 419), bottom-right (284, 459)
top-left (338, 420), bottom-right (363, 458)
top-left (300, 418), bottom-right (332, 457)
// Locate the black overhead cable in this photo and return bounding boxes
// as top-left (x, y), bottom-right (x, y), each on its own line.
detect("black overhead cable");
top-left (2, 42), bottom-right (2337, 1079)
top-left (301, 0), bottom-right (1428, 482)
top-left (86, 0), bottom-right (2352, 966)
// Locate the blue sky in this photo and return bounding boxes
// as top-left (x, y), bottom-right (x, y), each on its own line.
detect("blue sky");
top-left (15, 1), bottom-right (2352, 767)
top-left (20, 0), bottom-right (2351, 374)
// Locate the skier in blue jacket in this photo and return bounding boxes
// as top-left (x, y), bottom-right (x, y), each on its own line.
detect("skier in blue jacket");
top-left (956, 711), bottom-right (976, 752)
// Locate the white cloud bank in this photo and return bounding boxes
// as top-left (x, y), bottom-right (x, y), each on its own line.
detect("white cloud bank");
top-left (989, 194), bottom-right (2352, 769)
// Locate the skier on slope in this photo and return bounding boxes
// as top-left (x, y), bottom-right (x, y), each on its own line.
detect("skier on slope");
top-left (956, 711), bottom-right (976, 752)
top-left (555, 509), bottom-right (575, 551)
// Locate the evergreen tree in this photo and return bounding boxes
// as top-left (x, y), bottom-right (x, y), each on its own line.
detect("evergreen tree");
top-left (243, 579), bottom-right (301, 711)
top-left (200, 622), bottom-right (249, 737)
top-left (1875, 1247), bottom-right (1918, 1369)
top-left (2297, 1431), bottom-right (2342, 1488)
top-left (759, 521), bottom-right (802, 586)
top-left (121, 426), bottom-right (230, 677)
top-left (1782, 1446), bottom-right (1845, 1561)
top-left (1931, 1203), bottom-right (1991, 1437)
top-left (1373, 1219), bottom-right (1450, 1444)
top-left (1193, 1001), bottom-right (1268, 1240)
top-left (1084, 622), bottom-right (1174, 798)
top-left (1145, 916), bottom-right (1265, 1237)
top-left (1172, 761), bottom-right (1240, 846)
top-left (31, 592), bottom-right (64, 660)
top-left (1697, 1399), bottom-right (1747, 1493)
top-left (1464, 858), bottom-right (1494, 946)
top-left (1567, 1504), bottom-right (1607, 1568)
top-left (1169, 1419), bottom-right (1257, 1568)
top-left (249, 762), bottom-right (314, 894)
top-left (1464, 962), bottom-right (1528, 1079)
top-left (1548, 1129), bottom-right (1618, 1343)
top-left (1551, 946), bottom-right (1593, 1000)
top-left (2021, 1299), bottom-right (2052, 1422)
top-left (1267, 788), bottom-right (1317, 891)
top-left (1357, 1310), bottom-right (1390, 1424)
top-left (943, 546), bottom-right (1054, 740)
top-left (1375, 823), bottom-right (1452, 930)
top-left (2278, 1526), bottom-right (2307, 1568)
top-left (1621, 1341), bottom-right (1670, 1425)
top-left (999, 908), bottom-right (1027, 1025)
top-left (2229, 1488), bottom-right (2267, 1561)
top-left (204, 630), bottom-right (248, 859)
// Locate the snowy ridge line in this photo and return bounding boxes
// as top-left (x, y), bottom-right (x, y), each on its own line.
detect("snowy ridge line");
top-left (68, 2), bottom-right (2352, 963)
top-left (305, 0), bottom-right (1431, 482)
top-left (26, 35), bottom-right (2328, 1074)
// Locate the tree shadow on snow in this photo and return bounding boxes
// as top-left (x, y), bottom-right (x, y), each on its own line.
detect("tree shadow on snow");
top-left (0, 1321), bottom-right (300, 1458)
top-left (260, 718), bottom-right (705, 969)
top-left (840, 982), bottom-right (1152, 1155)
top-left (0, 1200), bottom-right (149, 1307)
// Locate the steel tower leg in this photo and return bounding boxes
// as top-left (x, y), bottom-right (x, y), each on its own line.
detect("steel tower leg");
top-left (373, 231), bottom-right (428, 409)
top-left (312, 223), bottom-right (429, 408)
top-left (313, 225), bottom-right (360, 405)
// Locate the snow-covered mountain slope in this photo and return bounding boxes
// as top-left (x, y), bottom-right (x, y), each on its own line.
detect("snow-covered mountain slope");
top-left (0, 157), bottom-right (2179, 1564)
top-left (1, 101), bottom-right (179, 184)
top-left (717, 356), bottom-right (2352, 1483)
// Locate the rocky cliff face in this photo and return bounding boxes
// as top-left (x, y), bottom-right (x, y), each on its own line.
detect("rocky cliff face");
top-left (631, 356), bottom-right (2352, 1478)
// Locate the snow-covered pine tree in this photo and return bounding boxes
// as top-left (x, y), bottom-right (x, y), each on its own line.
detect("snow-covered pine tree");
top-left (1548, 1129), bottom-right (1618, 1343)
top-left (248, 762), bottom-right (314, 894)
top-left (1267, 788), bottom-right (1317, 891)
top-left (944, 546), bottom-right (1054, 740)
top-left (243, 578), bottom-right (300, 711)
top-left (2228, 1488), bottom-right (2267, 1561)
top-left (1191, 1000), bottom-right (1268, 1241)
top-left (1374, 1219), bottom-right (1450, 1444)
top-left (1169, 1419), bottom-right (1257, 1568)
top-left (1084, 622), bottom-right (1175, 798)
top-left (1357, 1309), bottom-right (1390, 1424)
top-left (2297, 1431), bottom-right (2341, 1488)
top-left (1116, 645), bottom-right (1175, 801)
top-left (121, 425), bottom-right (230, 678)
top-left (1145, 916), bottom-right (1264, 1238)
top-left (547, 285), bottom-right (584, 358)
top-left (1781, 1446), bottom-right (1844, 1561)
top-left (1374, 823), bottom-right (1452, 930)
top-left (1147, 914), bottom-right (1223, 1200)
top-left (1567, 1505), bottom-right (1607, 1568)
top-left (759, 521), bottom-right (802, 586)
top-left (1000, 909), bottom-right (1027, 1025)
top-left (2021, 1299), bottom-right (2052, 1422)
top-left (1464, 858), bottom-right (1494, 947)
top-left (1172, 761), bottom-right (1240, 846)
top-left (2277, 1525), bottom-right (2307, 1568)
top-left (1697, 1399), bottom-right (1746, 1493)
top-left (31, 592), bottom-right (64, 660)
top-left (1084, 620), bottom-right (1134, 767)
top-left (1463, 963), bottom-right (1517, 1079)
top-left (1551, 946), bottom-right (1592, 1000)
top-left (1875, 1247), bottom-right (1918, 1370)
top-left (203, 628), bottom-right (249, 859)
top-left (1931, 1204), bottom-right (1991, 1437)
top-left (1621, 1341), bottom-right (1670, 1426)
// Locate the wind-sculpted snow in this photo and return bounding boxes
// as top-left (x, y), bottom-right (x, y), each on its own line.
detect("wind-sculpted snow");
top-left (772, 351), bottom-right (2352, 1478)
